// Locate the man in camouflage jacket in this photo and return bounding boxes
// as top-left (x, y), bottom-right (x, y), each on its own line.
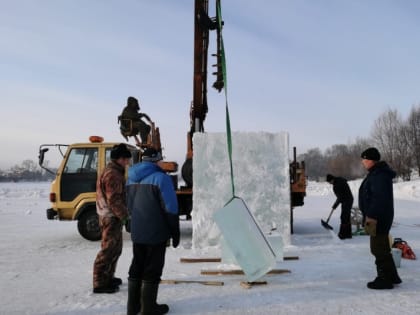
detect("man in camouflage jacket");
top-left (93, 143), bottom-right (131, 294)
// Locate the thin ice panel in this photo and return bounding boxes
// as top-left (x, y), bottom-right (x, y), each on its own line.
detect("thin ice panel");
top-left (213, 197), bottom-right (276, 282)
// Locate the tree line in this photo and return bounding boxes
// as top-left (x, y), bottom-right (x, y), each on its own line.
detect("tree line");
top-left (1, 105), bottom-right (419, 182)
top-left (0, 160), bottom-right (55, 182)
top-left (299, 105), bottom-right (420, 181)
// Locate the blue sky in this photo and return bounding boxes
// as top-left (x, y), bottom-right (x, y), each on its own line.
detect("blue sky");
top-left (1, 0), bottom-right (420, 169)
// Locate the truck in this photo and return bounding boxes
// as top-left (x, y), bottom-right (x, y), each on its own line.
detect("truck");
top-left (39, 0), bottom-right (306, 240)
top-left (39, 137), bottom-right (139, 241)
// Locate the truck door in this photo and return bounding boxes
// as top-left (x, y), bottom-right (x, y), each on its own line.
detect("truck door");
top-left (60, 148), bottom-right (98, 201)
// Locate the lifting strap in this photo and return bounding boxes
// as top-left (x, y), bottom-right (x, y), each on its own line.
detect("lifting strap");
top-left (216, 0), bottom-right (235, 199)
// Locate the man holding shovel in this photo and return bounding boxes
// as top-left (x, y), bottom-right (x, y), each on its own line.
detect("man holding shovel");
top-left (325, 174), bottom-right (354, 239)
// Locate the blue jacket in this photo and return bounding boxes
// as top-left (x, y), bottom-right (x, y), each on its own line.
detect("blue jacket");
top-left (126, 162), bottom-right (179, 244)
top-left (358, 161), bottom-right (396, 234)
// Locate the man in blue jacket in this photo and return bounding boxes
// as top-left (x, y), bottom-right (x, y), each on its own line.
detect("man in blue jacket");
top-left (359, 147), bottom-right (401, 290)
top-left (126, 148), bottom-right (179, 314)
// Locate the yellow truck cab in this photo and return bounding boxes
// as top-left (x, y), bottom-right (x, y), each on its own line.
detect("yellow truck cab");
top-left (39, 136), bottom-right (139, 241)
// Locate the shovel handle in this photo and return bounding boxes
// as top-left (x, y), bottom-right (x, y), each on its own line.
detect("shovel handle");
top-left (325, 208), bottom-right (335, 222)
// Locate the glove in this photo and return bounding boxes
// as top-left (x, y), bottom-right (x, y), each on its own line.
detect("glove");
top-left (364, 217), bottom-right (377, 236)
top-left (121, 216), bottom-right (131, 233)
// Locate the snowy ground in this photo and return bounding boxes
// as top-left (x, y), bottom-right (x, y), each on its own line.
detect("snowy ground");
top-left (1, 180), bottom-right (419, 315)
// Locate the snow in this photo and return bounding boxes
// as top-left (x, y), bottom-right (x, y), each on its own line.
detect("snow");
top-left (1, 180), bottom-right (420, 315)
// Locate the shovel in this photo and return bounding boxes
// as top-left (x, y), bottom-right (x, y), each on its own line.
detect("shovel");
top-left (321, 208), bottom-right (335, 230)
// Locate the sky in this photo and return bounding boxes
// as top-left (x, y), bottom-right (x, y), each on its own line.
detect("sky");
top-left (1, 0), bottom-right (420, 169)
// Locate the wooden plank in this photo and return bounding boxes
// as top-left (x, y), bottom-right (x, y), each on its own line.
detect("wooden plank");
top-left (160, 279), bottom-right (224, 286)
top-left (180, 257), bottom-right (221, 263)
top-left (200, 269), bottom-right (291, 276)
top-left (283, 256), bottom-right (299, 260)
top-left (181, 256), bottom-right (299, 263)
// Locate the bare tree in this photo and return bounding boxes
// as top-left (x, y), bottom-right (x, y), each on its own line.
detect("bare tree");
top-left (407, 105), bottom-right (420, 176)
top-left (371, 109), bottom-right (411, 180)
top-left (299, 148), bottom-right (327, 181)
top-left (348, 137), bottom-right (373, 178)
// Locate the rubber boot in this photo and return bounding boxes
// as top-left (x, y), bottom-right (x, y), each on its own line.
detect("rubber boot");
top-left (127, 278), bottom-right (141, 315)
top-left (367, 264), bottom-right (393, 289)
top-left (338, 223), bottom-right (352, 239)
top-left (383, 255), bottom-right (402, 285)
top-left (141, 281), bottom-right (169, 315)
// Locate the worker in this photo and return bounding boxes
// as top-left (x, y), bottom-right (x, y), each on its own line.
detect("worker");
top-left (120, 96), bottom-right (152, 144)
top-left (126, 148), bottom-right (180, 315)
top-left (326, 174), bottom-right (354, 239)
top-left (93, 143), bottom-right (132, 294)
top-left (359, 147), bottom-right (401, 289)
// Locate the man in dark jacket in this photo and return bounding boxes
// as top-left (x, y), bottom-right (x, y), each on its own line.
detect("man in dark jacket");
top-left (326, 174), bottom-right (354, 239)
top-left (126, 148), bottom-right (179, 315)
top-left (359, 147), bottom-right (401, 290)
top-left (120, 96), bottom-right (152, 144)
top-left (93, 144), bottom-right (132, 293)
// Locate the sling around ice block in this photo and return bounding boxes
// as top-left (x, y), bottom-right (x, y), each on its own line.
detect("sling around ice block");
top-left (213, 197), bottom-right (276, 282)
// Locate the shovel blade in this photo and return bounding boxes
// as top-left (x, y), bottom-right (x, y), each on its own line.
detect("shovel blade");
top-left (321, 219), bottom-right (334, 230)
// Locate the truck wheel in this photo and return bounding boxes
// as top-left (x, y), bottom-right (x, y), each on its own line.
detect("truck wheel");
top-left (181, 158), bottom-right (193, 187)
top-left (77, 209), bottom-right (101, 241)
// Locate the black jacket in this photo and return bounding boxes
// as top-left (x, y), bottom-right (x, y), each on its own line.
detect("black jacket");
top-left (358, 161), bottom-right (396, 234)
top-left (331, 176), bottom-right (354, 209)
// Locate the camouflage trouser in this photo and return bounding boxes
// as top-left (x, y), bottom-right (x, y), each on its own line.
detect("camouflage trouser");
top-left (93, 216), bottom-right (123, 288)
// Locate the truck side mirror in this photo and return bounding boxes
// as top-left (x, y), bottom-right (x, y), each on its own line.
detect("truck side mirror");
top-left (39, 148), bottom-right (49, 166)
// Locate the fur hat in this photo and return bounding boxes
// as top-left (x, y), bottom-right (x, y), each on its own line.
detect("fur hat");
top-left (127, 96), bottom-right (140, 110)
top-left (326, 174), bottom-right (334, 182)
top-left (142, 148), bottom-right (162, 162)
top-left (361, 147), bottom-right (381, 161)
top-left (110, 143), bottom-right (132, 160)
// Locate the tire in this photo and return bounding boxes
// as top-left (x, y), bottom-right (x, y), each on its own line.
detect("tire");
top-left (181, 158), bottom-right (193, 187)
top-left (77, 208), bottom-right (101, 241)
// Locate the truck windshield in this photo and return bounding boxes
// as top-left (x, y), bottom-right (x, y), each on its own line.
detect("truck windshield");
top-left (64, 148), bottom-right (98, 174)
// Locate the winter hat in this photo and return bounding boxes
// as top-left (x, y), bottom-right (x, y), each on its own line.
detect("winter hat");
top-left (127, 96), bottom-right (140, 110)
top-left (141, 148), bottom-right (162, 162)
top-left (326, 174), bottom-right (334, 182)
top-left (361, 147), bottom-right (380, 161)
top-left (110, 143), bottom-right (132, 160)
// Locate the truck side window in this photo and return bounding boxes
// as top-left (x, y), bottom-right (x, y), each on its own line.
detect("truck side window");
top-left (64, 148), bottom-right (98, 174)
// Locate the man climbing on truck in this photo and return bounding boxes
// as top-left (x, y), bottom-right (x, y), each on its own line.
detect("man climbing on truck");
top-left (119, 96), bottom-right (152, 145)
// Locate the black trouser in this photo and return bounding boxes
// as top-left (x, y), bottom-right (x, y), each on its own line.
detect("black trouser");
top-left (128, 242), bottom-right (167, 282)
top-left (133, 121), bottom-right (151, 143)
top-left (340, 200), bottom-right (353, 224)
top-left (370, 233), bottom-right (398, 281)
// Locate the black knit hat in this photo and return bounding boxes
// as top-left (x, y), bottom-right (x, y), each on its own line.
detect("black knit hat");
top-left (127, 96), bottom-right (140, 110)
top-left (361, 147), bottom-right (380, 161)
top-left (141, 148), bottom-right (162, 162)
top-left (110, 143), bottom-right (132, 160)
top-left (326, 174), bottom-right (334, 182)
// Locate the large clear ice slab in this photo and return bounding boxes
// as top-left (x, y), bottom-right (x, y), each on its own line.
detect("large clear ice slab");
top-left (192, 132), bottom-right (291, 249)
top-left (213, 197), bottom-right (276, 282)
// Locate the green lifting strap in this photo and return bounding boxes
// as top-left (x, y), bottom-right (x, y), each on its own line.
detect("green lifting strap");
top-left (216, 0), bottom-right (235, 198)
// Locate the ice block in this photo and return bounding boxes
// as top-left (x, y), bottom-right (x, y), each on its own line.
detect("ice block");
top-left (192, 132), bottom-right (291, 249)
top-left (213, 197), bottom-right (276, 282)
